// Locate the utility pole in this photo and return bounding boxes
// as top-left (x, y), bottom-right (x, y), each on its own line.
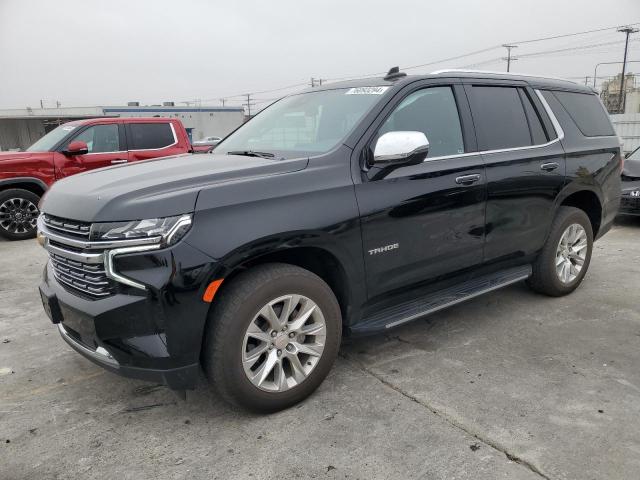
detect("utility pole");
top-left (617, 26), bottom-right (639, 114)
top-left (220, 98), bottom-right (226, 107)
top-left (244, 93), bottom-right (254, 117)
top-left (502, 44), bottom-right (518, 72)
top-left (40, 99), bottom-right (43, 109)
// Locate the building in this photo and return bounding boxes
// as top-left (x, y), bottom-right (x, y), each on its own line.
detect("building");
top-left (600, 73), bottom-right (640, 114)
top-left (0, 103), bottom-right (245, 151)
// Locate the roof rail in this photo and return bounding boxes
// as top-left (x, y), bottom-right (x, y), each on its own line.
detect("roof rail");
top-left (430, 69), bottom-right (579, 85)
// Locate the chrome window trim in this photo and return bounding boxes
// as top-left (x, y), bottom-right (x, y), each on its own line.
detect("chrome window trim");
top-left (534, 89), bottom-right (565, 142)
top-left (104, 244), bottom-right (161, 290)
top-left (416, 88), bottom-right (565, 164)
top-left (127, 122), bottom-right (178, 152)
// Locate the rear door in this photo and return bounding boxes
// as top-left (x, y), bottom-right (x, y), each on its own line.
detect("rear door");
top-left (125, 121), bottom-right (181, 162)
top-left (55, 122), bottom-right (128, 178)
top-left (354, 81), bottom-right (487, 299)
top-left (464, 81), bottom-right (565, 263)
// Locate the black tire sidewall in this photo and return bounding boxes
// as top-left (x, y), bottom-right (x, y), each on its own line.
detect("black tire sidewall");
top-left (0, 189), bottom-right (40, 240)
top-left (208, 266), bottom-right (342, 412)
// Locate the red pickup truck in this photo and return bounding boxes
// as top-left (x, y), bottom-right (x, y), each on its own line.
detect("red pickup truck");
top-left (0, 117), bottom-right (192, 240)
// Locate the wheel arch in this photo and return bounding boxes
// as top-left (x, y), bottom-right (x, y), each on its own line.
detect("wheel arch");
top-left (557, 189), bottom-right (602, 237)
top-left (217, 245), bottom-right (353, 323)
top-left (0, 177), bottom-right (48, 197)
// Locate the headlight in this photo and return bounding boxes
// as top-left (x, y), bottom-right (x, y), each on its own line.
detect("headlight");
top-left (91, 214), bottom-right (192, 246)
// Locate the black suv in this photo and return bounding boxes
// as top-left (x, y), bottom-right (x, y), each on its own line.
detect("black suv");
top-left (38, 69), bottom-right (621, 412)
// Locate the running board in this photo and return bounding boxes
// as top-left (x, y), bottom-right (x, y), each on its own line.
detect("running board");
top-left (352, 265), bottom-right (532, 334)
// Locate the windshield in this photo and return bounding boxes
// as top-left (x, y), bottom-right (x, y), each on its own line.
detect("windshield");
top-left (628, 147), bottom-right (640, 162)
top-left (216, 87), bottom-right (387, 158)
top-left (27, 124), bottom-right (78, 152)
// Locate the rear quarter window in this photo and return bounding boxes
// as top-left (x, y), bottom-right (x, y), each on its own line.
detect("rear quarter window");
top-left (128, 123), bottom-right (176, 150)
top-left (551, 91), bottom-right (615, 137)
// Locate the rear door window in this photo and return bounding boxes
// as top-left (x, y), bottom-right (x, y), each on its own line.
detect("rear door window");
top-left (128, 123), bottom-right (176, 150)
top-left (551, 91), bottom-right (615, 137)
top-left (468, 86), bottom-right (532, 150)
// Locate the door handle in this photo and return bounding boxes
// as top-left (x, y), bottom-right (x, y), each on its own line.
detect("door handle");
top-left (540, 162), bottom-right (559, 171)
top-left (455, 174), bottom-right (481, 185)
top-left (111, 159), bottom-right (128, 164)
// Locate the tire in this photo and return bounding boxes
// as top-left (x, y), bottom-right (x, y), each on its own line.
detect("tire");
top-left (527, 206), bottom-right (593, 297)
top-left (202, 263), bottom-right (342, 412)
top-left (0, 189), bottom-right (41, 241)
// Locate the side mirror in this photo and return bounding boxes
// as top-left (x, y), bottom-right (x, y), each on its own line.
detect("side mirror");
top-left (65, 141), bottom-right (88, 156)
top-left (373, 131), bottom-right (429, 167)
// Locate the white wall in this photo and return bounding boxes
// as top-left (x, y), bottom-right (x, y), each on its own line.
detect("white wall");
top-left (610, 113), bottom-right (640, 154)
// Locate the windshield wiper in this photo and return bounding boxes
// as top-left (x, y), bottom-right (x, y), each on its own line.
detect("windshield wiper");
top-left (227, 150), bottom-right (275, 159)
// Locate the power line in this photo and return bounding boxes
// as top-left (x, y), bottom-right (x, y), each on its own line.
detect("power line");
top-left (176, 21), bottom-right (640, 106)
top-left (508, 22), bottom-right (640, 45)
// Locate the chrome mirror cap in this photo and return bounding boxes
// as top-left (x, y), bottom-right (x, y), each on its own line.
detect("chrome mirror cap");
top-left (373, 131), bottom-right (430, 165)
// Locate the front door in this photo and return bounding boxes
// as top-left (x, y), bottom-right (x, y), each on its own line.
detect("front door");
top-left (354, 82), bottom-right (487, 299)
top-left (55, 122), bottom-right (127, 178)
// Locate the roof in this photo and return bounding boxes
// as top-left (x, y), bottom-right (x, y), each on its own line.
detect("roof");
top-left (300, 69), bottom-right (593, 95)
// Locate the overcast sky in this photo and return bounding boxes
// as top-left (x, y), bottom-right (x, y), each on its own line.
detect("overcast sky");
top-left (0, 0), bottom-right (638, 110)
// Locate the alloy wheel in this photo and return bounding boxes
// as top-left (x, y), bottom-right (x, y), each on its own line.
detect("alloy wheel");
top-left (0, 198), bottom-right (39, 235)
top-left (555, 223), bottom-right (588, 284)
top-left (242, 294), bottom-right (327, 392)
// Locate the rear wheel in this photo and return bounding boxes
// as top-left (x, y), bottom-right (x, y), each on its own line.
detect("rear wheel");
top-left (0, 189), bottom-right (40, 240)
top-left (527, 206), bottom-right (593, 296)
top-left (202, 263), bottom-right (342, 412)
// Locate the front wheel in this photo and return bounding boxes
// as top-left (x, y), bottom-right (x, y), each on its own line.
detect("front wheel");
top-left (0, 189), bottom-right (41, 241)
top-left (527, 206), bottom-right (594, 297)
top-left (202, 263), bottom-right (342, 412)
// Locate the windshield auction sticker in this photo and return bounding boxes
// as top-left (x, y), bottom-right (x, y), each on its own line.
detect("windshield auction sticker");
top-left (345, 86), bottom-right (389, 95)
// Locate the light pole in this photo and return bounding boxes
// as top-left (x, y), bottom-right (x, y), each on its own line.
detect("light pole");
top-left (593, 60), bottom-right (640, 89)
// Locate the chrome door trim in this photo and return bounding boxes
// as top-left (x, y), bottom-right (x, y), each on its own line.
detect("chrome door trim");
top-left (417, 88), bottom-right (565, 164)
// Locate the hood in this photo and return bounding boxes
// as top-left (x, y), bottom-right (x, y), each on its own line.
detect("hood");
top-left (41, 153), bottom-right (308, 222)
top-left (623, 155), bottom-right (640, 179)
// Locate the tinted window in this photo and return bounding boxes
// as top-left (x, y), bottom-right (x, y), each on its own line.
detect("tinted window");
top-left (519, 90), bottom-right (549, 144)
top-left (552, 91), bottom-right (615, 137)
top-left (469, 86), bottom-right (532, 150)
top-left (129, 123), bottom-right (175, 150)
top-left (72, 124), bottom-right (120, 153)
top-left (377, 86), bottom-right (465, 158)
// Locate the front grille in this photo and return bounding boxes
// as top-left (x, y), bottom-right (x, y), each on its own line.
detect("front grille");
top-left (621, 197), bottom-right (640, 210)
top-left (43, 214), bottom-right (91, 238)
top-left (41, 214), bottom-right (117, 299)
top-left (50, 252), bottom-right (115, 298)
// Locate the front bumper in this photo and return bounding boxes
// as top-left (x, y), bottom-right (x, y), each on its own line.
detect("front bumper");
top-left (39, 241), bottom-right (219, 390)
top-left (619, 180), bottom-right (640, 216)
